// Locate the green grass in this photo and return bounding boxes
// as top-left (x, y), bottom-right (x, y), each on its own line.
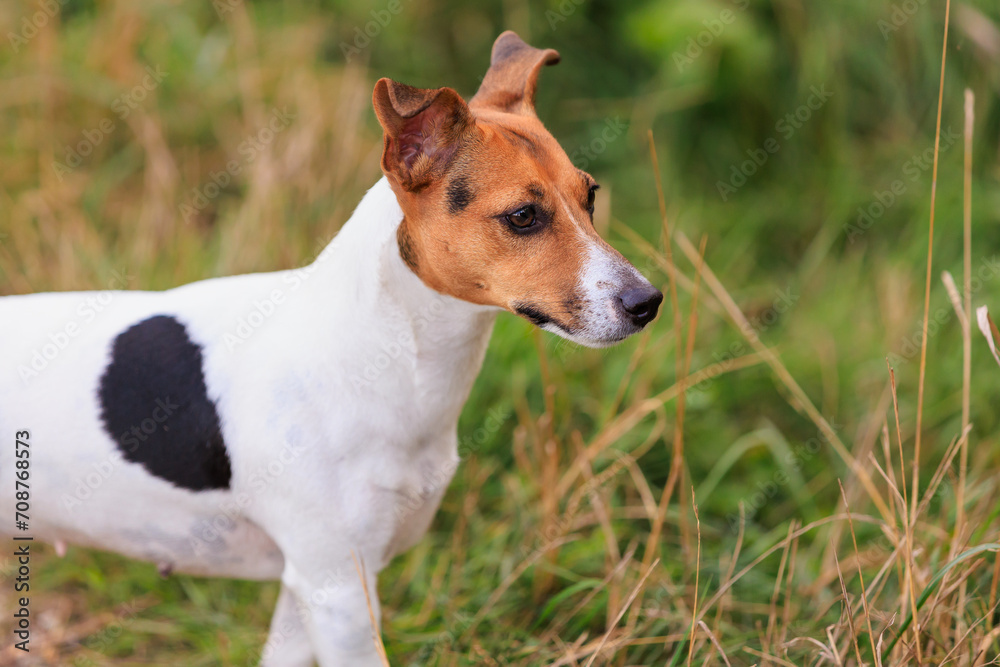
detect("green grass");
top-left (2, 0), bottom-right (1000, 664)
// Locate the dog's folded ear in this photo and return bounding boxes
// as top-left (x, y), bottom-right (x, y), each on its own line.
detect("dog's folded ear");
top-left (373, 79), bottom-right (473, 192)
top-left (470, 31), bottom-right (560, 116)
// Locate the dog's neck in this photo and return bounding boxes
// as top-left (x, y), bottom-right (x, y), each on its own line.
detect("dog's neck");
top-left (305, 177), bottom-right (497, 417)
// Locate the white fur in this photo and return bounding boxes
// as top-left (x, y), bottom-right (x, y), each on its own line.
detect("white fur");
top-left (0, 178), bottom-right (496, 666)
top-left (0, 175), bottom-right (652, 665)
top-left (542, 194), bottom-right (652, 347)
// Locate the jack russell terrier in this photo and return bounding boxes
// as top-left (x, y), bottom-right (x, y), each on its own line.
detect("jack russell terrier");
top-left (0, 31), bottom-right (662, 666)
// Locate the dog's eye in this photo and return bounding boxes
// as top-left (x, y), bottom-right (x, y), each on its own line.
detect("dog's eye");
top-left (505, 206), bottom-right (536, 229)
top-left (586, 185), bottom-right (598, 215)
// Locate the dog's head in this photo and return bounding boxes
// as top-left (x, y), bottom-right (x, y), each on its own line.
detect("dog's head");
top-left (372, 31), bottom-right (662, 348)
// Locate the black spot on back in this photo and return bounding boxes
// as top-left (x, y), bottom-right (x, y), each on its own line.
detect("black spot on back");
top-left (99, 315), bottom-right (231, 491)
top-left (446, 175), bottom-right (474, 214)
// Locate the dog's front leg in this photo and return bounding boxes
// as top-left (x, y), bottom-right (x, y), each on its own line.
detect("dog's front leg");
top-left (279, 557), bottom-right (384, 667)
top-left (259, 585), bottom-right (316, 667)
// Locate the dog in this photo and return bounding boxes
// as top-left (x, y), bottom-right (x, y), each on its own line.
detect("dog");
top-left (0, 31), bottom-right (662, 666)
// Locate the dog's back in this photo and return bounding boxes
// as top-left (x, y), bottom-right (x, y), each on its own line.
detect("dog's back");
top-left (0, 275), bottom-right (290, 579)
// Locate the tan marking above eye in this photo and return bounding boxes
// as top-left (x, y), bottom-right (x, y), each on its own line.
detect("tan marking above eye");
top-left (383, 95), bottom-right (600, 326)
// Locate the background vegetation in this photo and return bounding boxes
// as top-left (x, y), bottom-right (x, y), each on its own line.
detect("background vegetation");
top-left (2, 0), bottom-right (1000, 664)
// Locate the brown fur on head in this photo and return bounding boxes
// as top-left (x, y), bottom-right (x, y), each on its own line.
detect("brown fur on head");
top-left (372, 31), bottom-right (661, 347)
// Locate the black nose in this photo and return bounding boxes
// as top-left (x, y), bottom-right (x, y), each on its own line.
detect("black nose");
top-left (619, 285), bottom-right (663, 326)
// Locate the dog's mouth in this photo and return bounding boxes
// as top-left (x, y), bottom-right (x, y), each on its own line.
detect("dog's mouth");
top-left (514, 303), bottom-right (554, 328)
top-left (512, 293), bottom-right (660, 349)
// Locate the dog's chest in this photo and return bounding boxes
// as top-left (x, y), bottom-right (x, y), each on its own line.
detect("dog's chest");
top-left (377, 441), bottom-right (459, 561)
top-left (330, 330), bottom-right (489, 562)
top-left (351, 379), bottom-right (466, 562)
